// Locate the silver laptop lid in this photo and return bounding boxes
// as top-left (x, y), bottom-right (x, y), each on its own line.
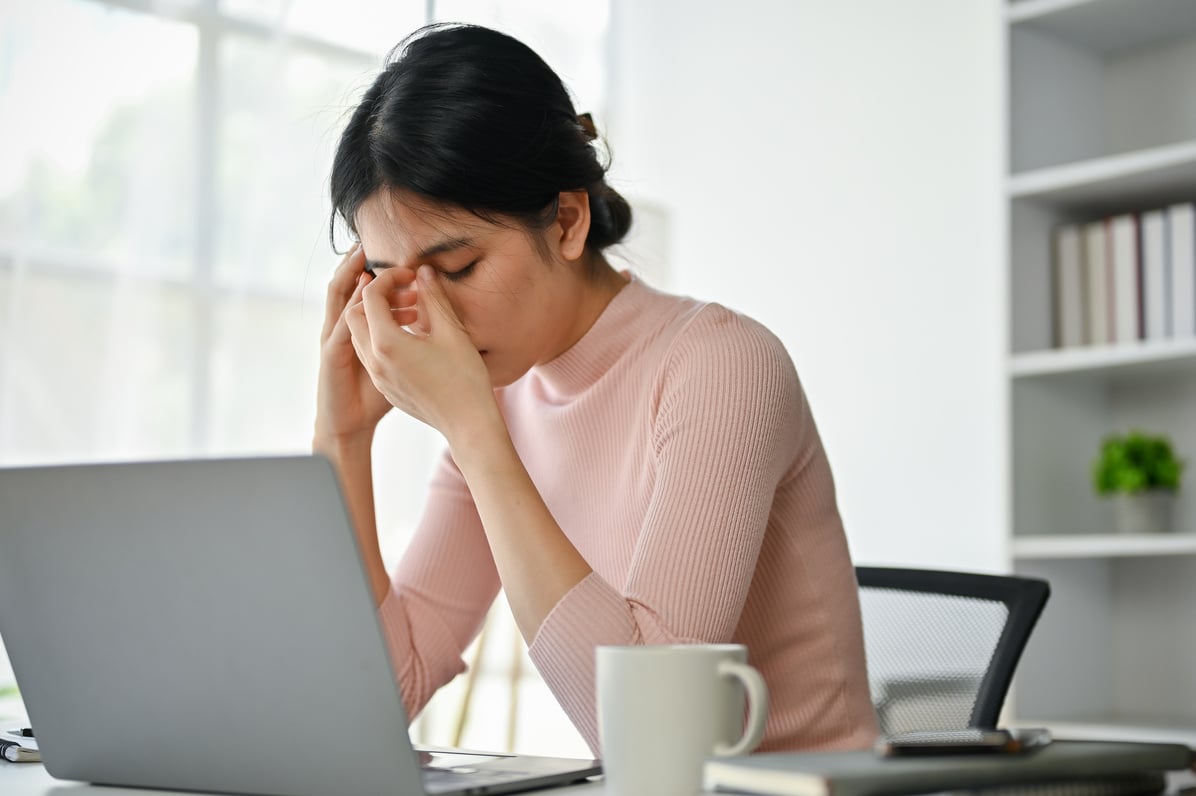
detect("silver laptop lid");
top-left (0, 455), bottom-right (425, 796)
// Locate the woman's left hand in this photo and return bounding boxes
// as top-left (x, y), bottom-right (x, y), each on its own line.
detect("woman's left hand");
top-left (345, 265), bottom-right (498, 440)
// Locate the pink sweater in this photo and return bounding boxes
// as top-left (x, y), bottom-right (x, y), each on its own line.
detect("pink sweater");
top-left (377, 276), bottom-right (878, 754)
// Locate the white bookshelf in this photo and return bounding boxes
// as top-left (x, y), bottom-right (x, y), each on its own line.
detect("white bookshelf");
top-left (1008, 139), bottom-right (1196, 211)
top-left (1013, 533), bottom-right (1196, 560)
top-left (1009, 337), bottom-right (1196, 378)
top-left (1008, 0), bottom-right (1196, 55)
top-left (1005, 0), bottom-right (1196, 738)
top-left (1034, 717), bottom-right (1196, 748)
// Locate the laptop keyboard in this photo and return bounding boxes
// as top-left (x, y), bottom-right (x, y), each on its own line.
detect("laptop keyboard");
top-left (423, 767), bottom-right (533, 784)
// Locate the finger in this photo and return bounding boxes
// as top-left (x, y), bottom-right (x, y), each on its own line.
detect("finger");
top-left (329, 242), bottom-right (365, 302)
top-left (367, 264), bottom-right (418, 292)
top-left (361, 269), bottom-right (416, 348)
top-left (360, 266), bottom-right (418, 327)
top-left (325, 271), bottom-right (370, 349)
top-left (414, 265), bottom-right (468, 335)
top-left (322, 245), bottom-right (366, 343)
top-left (322, 243), bottom-right (366, 342)
top-left (344, 298), bottom-right (373, 368)
top-left (391, 307), bottom-right (420, 327)
top-left (381, 285), bottom-right (417, 327)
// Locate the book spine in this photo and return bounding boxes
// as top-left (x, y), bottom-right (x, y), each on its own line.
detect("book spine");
top-left (1083, 221), bottom-right (1109, 345)
top-left (1170, 202), bottom-right (1196, 338)
top-left (1140, 209), bottom-right (1169, 340)
top-left (1109, 213), bottom-right (1141, 345)
top-left (1053, 224), bottom-right (1085, 348)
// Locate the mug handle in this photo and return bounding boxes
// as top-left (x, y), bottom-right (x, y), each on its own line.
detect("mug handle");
top-left (713, 660), bottom-right (769, 757)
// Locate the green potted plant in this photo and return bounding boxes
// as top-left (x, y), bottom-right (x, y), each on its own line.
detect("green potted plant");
top-left (1092, 430), bottom-right (1184, 533)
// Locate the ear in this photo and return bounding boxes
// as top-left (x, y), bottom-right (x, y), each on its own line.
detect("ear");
top-left (554, 191), bottom-right (591, 262)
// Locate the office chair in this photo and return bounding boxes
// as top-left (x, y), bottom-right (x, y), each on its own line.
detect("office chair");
top-left (856, 566), bottom-right (1050, 735)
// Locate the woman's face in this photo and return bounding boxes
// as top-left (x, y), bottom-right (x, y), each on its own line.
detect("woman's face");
top-left (354, 189), bottom-right (601, 388)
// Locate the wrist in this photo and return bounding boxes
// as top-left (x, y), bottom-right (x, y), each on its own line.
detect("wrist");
top-left (312, 427), bottom-right (375, 462)
top-left (443, 400), bottom-right (510, 467)
top-left (442, 399), bottom-right (511, 473)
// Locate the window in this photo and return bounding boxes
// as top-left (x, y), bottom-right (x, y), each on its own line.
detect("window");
top-left (0, 0), bottom-right (609, 757)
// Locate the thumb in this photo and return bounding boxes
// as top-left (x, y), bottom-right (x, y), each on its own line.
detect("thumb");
top-left (416, 265), bottom-right (467, 336)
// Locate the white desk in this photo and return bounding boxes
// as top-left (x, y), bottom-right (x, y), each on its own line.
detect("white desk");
top-left (9, 758), bottom-right (1196, 796)
top-left (2, 761), bottom-right (606, 795)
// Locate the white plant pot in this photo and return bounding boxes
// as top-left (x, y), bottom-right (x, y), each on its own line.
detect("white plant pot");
top-left (1114, 491), bottom-right (1176, 534)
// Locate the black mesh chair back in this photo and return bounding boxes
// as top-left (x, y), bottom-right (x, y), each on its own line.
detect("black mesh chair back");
top-left (856, 566), bottom-right (1050, 735)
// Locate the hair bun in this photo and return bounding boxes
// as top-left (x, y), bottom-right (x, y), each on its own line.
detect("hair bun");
top-left (588, 182), bottom-right (632, 250)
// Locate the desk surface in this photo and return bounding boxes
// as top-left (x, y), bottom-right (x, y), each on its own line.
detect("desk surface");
top-left (1, 761), bottom-right (607, 795)
top-left (8, 759), bottom-right (1196, 796)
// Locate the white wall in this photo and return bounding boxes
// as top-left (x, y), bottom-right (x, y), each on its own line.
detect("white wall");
top-left (607, 1), bottom-right (1008, 572)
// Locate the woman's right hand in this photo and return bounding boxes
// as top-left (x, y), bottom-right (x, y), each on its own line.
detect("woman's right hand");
top-left (314, 243), bottom-right (405, 445)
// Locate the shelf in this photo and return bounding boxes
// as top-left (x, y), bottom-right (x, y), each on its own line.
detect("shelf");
top-left (1010, 337), bottom-right (1196, 379)
top-left (1009, 0), bottom-right (1196, 57)
top-left (1018, 717), bottom-right (1196, 747)
top-left (1007, 0), bottom-right (1196, 742)
top-left (1008, 139), bottom-right (1196, 213)
top-left (1013, 533), bottom-right (1196, 560)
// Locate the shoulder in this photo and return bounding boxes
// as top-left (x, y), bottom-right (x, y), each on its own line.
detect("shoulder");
top-left (628, 279), bottom-right (794, 371)
top-left (645, 297), bottom-right (810, 471)
top-left (646, 296), bottom-right (806, 439)
top-left (663, 300), bottom-right (800, 393)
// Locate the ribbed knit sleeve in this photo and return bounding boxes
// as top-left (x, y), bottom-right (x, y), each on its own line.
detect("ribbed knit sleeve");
top-left (527, 305), bottom-right (804, 753)
top-left (375, 449), bottom-right (501, 720)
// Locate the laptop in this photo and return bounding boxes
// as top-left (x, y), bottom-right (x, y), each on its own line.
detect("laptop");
top-left (0, 455), bottom-right (600, 796)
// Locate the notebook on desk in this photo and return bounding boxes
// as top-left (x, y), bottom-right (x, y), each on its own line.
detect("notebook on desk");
top-left (0, 455), bottom-right (600, 796)
top-left (702, 739), bottom-right (1195, 796)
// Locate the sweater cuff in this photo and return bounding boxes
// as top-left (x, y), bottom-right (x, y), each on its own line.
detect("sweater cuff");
top-left (528, 572), bottom-right (637, 753)
top-left (378, 584), bottom-right (468, 718)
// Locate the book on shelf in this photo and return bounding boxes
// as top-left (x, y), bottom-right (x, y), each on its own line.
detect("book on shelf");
top-left (1171, 202), bottom-right (1196, 339)
top-left (702, 739), bottom-right (1194, 796)
top-left (1140, 208), bottom-right (1170, 340)
top-left (1082, 220), bottom-right (1111, 346)
top-left (1051, 203), bottom-right (1196, 350)
top-left (1052, 224), bottom-right (1086, 348)
top-left (1109, 213), bottom-right (1141, 344)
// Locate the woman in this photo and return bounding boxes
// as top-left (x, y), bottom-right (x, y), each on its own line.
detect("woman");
top-left (315, 22), bottom-right (877, 754)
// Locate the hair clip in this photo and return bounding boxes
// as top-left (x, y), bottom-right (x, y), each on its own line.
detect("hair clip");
top-left (577, 112), bottom-right (598, 142)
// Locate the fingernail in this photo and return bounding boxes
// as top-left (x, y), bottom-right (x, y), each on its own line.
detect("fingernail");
top-left (418, 265), bottom-right (434, 282)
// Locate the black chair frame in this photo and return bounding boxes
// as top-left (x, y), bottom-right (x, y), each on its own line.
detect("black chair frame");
top-left (856, 566), bottom-right (1050, 730)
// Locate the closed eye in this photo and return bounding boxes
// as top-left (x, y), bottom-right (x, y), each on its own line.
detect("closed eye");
top-left (442, 260), bottom-right (479, 282)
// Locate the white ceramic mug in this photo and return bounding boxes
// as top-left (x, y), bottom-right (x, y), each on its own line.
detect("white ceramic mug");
top-left (596, 643), bottom-right (769, 795)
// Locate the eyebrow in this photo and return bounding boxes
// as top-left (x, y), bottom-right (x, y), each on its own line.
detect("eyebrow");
top-left (365, 236), bottom-right (474, 272)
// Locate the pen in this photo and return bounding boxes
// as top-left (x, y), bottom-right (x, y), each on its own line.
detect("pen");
top-left (3, 727), bottom-right (36, 742)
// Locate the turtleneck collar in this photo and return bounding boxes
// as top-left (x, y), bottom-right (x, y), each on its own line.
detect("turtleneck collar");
top-left (527, 274), bottom-right (656, 400)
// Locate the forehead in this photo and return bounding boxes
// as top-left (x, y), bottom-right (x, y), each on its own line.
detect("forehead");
top-left (355, 190), bottom-right (493, 259)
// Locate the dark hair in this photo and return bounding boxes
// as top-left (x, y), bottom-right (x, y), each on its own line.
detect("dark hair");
top-left (329, 23), bottom-right (632, 267)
